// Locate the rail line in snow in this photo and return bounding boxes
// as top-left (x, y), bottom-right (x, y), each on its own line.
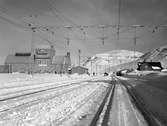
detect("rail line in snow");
top-left (0, 78), bottom-right (94, 101)
top-left (89, 78), bottom-right (116, 126)
top-left (0, 80), bottom-right (91, 113)
top-left (55, 83), bottom-right (105, 126)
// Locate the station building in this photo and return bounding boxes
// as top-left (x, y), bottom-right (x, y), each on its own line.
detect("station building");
top-left (5, 44), bottom-right (71, 74)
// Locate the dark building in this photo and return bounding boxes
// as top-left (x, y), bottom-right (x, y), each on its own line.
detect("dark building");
top-left (137, 62), bottom-right (163, 71)
top-left (5, 44), bottom-right (71, 73)
top-left (71, 66), bottom-right (88, 75)
top-left (5, 53), bottom-right (33, 73)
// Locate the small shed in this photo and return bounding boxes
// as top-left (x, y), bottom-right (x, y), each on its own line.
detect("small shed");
top-left (137, 62), bottom-right (163, 71)
top-left (71, 66), bottom-right (88, 75)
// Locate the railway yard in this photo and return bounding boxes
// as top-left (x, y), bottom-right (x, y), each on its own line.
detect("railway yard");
top-left (0, 0), bottom-right (167, 125)
top-left (0, 73), bottom-right (166, 126)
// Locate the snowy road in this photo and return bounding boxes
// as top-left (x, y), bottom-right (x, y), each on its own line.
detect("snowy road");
top-left (118, 72), bottom-right (167, 126)
top-left (86, 77), bottom-right (148, 126)
top-left (109, 80), bottom-right (148, 126)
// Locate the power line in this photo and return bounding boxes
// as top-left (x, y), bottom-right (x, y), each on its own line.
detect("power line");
top-left (47, 0), bottom-right (93, 41)
top-left (0, 9), bottom-right (60, 48)
top-left (46, 0), bottom-right (69, 25)
top-left (1, 6), bottom-right (166, 52)
top-left (47, 0), bottom-right (79, 26)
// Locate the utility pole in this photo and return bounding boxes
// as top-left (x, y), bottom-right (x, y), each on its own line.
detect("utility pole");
top-left (28, 15), bottom-right (37, 75)
top-left (133, 26), bottom-right (137, 61)
top-left (64, 26), bottom-right (72, 52)
top-left (65, 37), bottom-right (70, 51)
top-left (117, 0), bottom-right (121, 40)
top-left (95, 63), bottom-right (97, 75)
top-left (107, 56), bottom-right (110, 73)
top-left (30, 27), bottom-right (36, 75)
top-left (28, 22), bottom-right (37, 75)
top-left (131, 25), bottom-right (144, 69)
top-left (78, 49), bottom-right (81, 66)
top-left (101, 26), bottom-right (105, 45)
top-left (131, 25), bottom-right (145, 56)
top-left (91, 60), bottom-right (93, 75)
top-left (99, 25), bottom-right (108, 45)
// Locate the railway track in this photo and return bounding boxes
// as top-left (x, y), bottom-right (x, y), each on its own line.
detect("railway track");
top-left (0, 80), bottom-right (89, 101)
top-left (89, 78), bottom-right (116, 126)
top-left (0, 80), bottom-right (91, 113)
top-left (0, 79), bottom-right (104, 126)
top-left (1, 76), bottom-right (161, 126)
top-left (55, 83), bottom-right (106, 126)
top-left (116, 76), bottom-right (164, 126)
top-left (0, 77), bottom-right (95, 98)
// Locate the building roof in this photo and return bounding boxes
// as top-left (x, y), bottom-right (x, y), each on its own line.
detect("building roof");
top-left (5, 55), bottom-right (33, 64)
top-left (15, 52), bottom-right (31, 56)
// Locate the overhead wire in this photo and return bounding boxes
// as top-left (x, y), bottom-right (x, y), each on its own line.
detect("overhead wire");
top-left (0, 7), bottom-right (64, 50)
top-left (47, 0), bottom-right (112, 45)
top-left (1, 2), bottom-right (166, 52)
top-left (46, 0), bottom-right (70, 25)
top-left (47, 0), bottom-right (80, 26)
top-left (47, 0), bottom-right (91, 49)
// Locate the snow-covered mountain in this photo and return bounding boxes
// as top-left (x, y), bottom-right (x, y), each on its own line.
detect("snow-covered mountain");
top-left (108, 45), bottom-right (167, 71)
top-left (84, 50), bottom-right (143, 74)
top-left (140, 45), bottom-right (167, 68)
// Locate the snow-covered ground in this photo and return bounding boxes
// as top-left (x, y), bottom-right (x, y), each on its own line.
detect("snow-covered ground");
top-left (0, 73), bottom-right (94, 98)
top-left (127, 70), bottom-right (161, 76)
top-left (0, 73), bottom-right (91, 87)
top-left (109, 84), bottom-right (148, 126)
top-left (0, 73), bottom-right (112, 126)
top-left (0, 73), bottom-right (110, 126)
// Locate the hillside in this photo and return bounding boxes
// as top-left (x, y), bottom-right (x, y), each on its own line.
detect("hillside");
top-left (110, 44), bottom-right (167, 71)
top-left (140, 45), bottom-right (167, 68)
top-left (84, 50), bottom-right (143, 74)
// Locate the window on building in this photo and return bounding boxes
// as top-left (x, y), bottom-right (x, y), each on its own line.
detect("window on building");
top-left (37, 59), bottom-right (47, 66)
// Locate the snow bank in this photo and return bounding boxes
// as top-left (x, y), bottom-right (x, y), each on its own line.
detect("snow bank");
top-left (127, 70), bottom-right (160, 76)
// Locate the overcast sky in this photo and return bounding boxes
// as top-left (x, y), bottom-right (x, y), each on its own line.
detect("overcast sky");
top-left (0, 0), bottom-right (167, 64)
